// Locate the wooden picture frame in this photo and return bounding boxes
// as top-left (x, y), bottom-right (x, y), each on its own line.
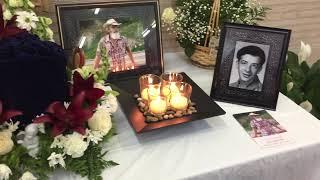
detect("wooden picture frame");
top-left (210, 23), bottom-right (291, 110)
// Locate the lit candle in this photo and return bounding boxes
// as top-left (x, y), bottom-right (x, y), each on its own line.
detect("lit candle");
top-left (141, 87), bottom-right (159, 101)
top-left (141, 88), bottom-right (149, 101)
top-left (170, 94), bottom-right (188, 110)
top-left (149, 97), bottom-right (167, 115)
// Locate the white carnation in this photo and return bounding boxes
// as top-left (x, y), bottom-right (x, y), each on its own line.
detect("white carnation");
top-left (0, 164), bottom-right (12, 180)
top-left (100, 94), bottom-right (118, 113)
top-left (63, 132), bottom-right (88, 158)
top-left (88, 108), bottom-right (112, 136)
top-left (19, 171), bottom-right (37, 180)
top-left (47, 152), bottom-right (66, 168)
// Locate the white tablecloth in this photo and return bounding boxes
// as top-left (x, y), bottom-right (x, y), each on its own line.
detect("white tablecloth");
top-left (53, 52), bottom-right (320, 180)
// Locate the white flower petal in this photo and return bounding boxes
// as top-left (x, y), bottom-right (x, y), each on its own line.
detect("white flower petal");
top-left (300, 100), bottom-right (313, 112)
top-left (286, 82), bottom-right (294, 92)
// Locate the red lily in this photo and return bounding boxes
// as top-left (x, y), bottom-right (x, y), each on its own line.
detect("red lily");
top-left (33, 92), bottom-right (94, 137)
top-left (0, 100), bottom-right (23, 125)
top-left (72, 71), bottom-right (104, 110)
top-left (0, 4), bottom-right (26, 39)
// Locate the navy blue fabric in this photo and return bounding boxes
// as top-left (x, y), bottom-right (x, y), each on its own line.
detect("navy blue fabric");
top-left (0, 33), bottom-right (68, 125)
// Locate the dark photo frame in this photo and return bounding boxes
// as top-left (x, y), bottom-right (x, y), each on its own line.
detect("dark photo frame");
top-left (210, 23), bottom-right (291, 110)
top-left (56, 0), bottom-right (163, 80)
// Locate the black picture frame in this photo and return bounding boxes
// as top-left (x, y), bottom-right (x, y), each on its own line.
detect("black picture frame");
top-left (55, 0), bottom-right (163, 81)
top-left (210, 23), bottom-right (291, 110)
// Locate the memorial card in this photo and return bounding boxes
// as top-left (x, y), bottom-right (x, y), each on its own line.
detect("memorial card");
top-left (233, 110), bottom-right (293, 148)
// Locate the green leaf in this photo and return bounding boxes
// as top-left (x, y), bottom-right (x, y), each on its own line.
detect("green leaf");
top-left (285, 51), bottom-right (305, 87)
top-left (105, 90), bottom-right (120, 97)
top-left (300, 61), bottom-right (310, 74)
top-left (305, 60), bottom-right (320, 85)
top-left (286, 87), bottom-right (305, 104)
top-left (280, 71), bottom-right (292, 94)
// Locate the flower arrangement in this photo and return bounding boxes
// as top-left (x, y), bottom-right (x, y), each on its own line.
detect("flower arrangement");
top-left (0, 70), bottom-right (119, 180)
top-left (162, 0), bottom-right (269, 57)
top-left (0, 1), bottom-right (120, 179)
top-left (1, 0), bottom-right (54, 41)
top-left (281, 42), bottom-right (320, 119)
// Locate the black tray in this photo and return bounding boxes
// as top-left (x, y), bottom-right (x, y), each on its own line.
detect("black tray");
top-left (110, 72), bottom-right (226, 133)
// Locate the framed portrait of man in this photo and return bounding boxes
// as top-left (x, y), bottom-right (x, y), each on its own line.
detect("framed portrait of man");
top-left (56, 0), bottom-right (163, 80)
top-left (210, 23), bottom-right (291, 110)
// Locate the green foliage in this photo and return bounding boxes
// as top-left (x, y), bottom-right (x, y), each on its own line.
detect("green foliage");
top-left (220, 0), bottom-right (269, 25)
top-left (65, 143), bottom-right (118, 180)
top-left (0, 134), bottom-right (54, 180)
top-left (173, 0), bottom-right (269, 57)
top-left (281, 51), bottom-right (320, 119)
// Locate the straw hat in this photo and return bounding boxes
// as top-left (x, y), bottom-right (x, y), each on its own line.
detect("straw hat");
top-left (103, 18), bottom-right (121, 29)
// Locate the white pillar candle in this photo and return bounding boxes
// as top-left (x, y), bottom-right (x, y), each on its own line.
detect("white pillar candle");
top-left (170, 94), bottom-right (188, 110)
top-left (149, 97), bottom-right (167, 115)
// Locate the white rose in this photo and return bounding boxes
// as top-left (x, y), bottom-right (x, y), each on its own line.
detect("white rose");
top-left (0, 164), bottom-right (12, 180)
top-left (0, 131), bottom-right (14, 155)
top-left (298, 41), bottom-right (311, 65)
top-left (63, 132), bottom-right (88, 158)
top-left (19, 171), bottom-right (37, 180)
top-left (300, 100), bottom-right (313, 113)
top-left (88, 108), bottom-right (112, 136)
top-left (8, 0), bottom-right (24, 7)
top-left (3, 10), bottom-right (13, 20)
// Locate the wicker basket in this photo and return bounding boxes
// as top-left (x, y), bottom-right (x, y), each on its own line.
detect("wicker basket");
top-left (189, 0), bottom-right (220, 69)
top-left (190, 36), bottom-right (219, 69)
top-left (190, 45), bottom-right (216, 69)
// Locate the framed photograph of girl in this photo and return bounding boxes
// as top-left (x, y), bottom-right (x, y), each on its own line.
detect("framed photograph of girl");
top-left (56, 0), bottom-right (163, 80)
top-left (210, 23), bottom-right (291, 110)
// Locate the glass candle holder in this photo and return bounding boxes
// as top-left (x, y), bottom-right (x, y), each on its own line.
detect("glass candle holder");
top-left (148, 91), bottom-right (168, 115)
top-left (169, 82), bottom-right (192, 111)
top-left (139, 74), bottom-right (161, 101)
top-left (160, 72), bottom-right (183, 97)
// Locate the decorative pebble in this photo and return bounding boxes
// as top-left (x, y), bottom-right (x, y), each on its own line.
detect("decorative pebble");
top-left (189, 106), bottom-right (196, 110)
top-left (134, 94), bottom-right (139, 98)
top-left (137, 98), bottom-right (143, 102)
top-left (138, 102), bottom-right (145, 108)
top-left (190, 102), bottom-right (196, 106)
top-left (164, 115), bottom-right (169, 119)
top-left (168, 114), bottom-right (174, 119)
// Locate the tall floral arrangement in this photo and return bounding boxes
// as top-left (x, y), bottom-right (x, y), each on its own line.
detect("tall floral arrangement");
top-left (2, 0), bottom-right (54, 41)
top-left (162, 0), bottom-right (269, 56)
top-left (0, 1), bottom-right (120, 179)
top-left (281, 42), bottom-right (320, 119)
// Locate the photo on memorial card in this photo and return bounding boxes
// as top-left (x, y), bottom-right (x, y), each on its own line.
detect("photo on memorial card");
top-left (233, 110), bottom-right (286, 138)
top-left (210, 23), bottom-right (291, 110)
top-left (56, 1), bottom-right (163, 80)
